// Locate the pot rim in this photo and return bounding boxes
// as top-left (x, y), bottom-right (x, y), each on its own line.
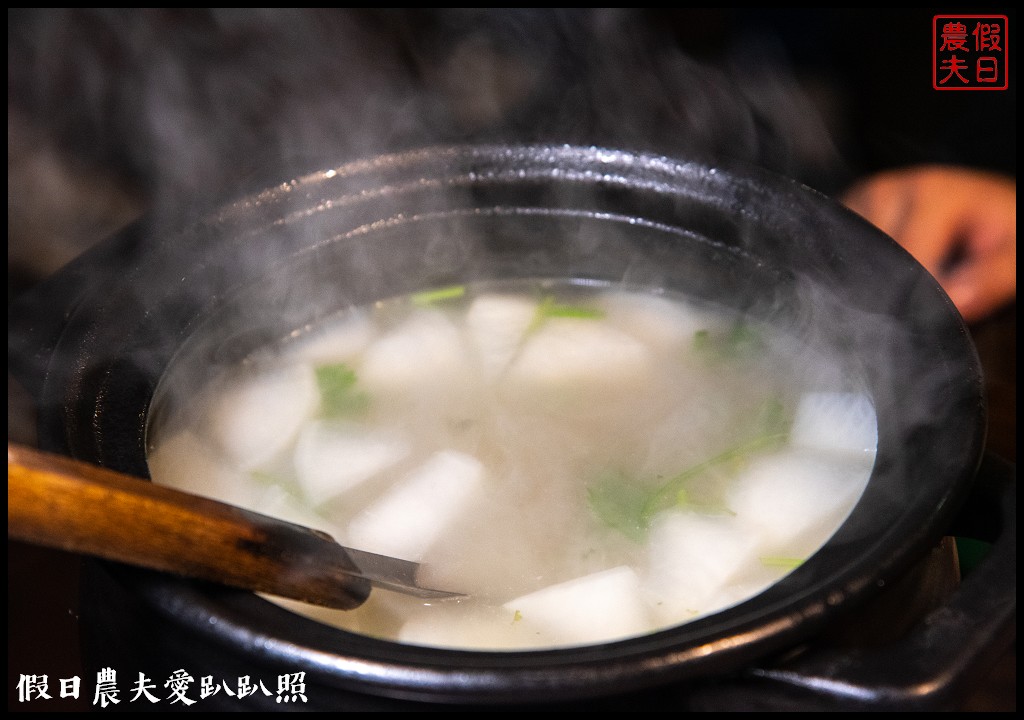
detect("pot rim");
top-left (15, 144), bottom-right (987, 704)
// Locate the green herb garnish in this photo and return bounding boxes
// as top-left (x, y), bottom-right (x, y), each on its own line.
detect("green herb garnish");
top-left (588, 397), bottom-right (789, 541)
top-left (692, 321), bottom-right (766, 363)
top-left (526, 294), bottom-right (605, 334)
top-left (411, 285), bottom-right (466, 307)
top-left (316, 362), bottom-right (370, 417)
top-left (587, 470), bottom-right (653, 542)
top-left (759, 556), bottom-right (805, 569)
top-left (536, 295), bottom-right (605, 321)
top-left (249, 469), bottom-right (279, 486)
top-left (692, 329), bottom-right (711, 351)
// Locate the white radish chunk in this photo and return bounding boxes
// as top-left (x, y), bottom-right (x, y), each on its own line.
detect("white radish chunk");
top-left (503, 318), bottom-right (651, 413)
top-left (293, 420), bottom-right (410, 505)
top-left (289, 311), bottom-right (373, 365)
top-left (789, 392), bottom-right (878, 462)
top-left (502, 566), bottom-right (652, 647)
top-left (644, 512), bottom-right (763, 623)
top-left (725, 451), bottom-right (872, 552)
top-left (464, 294), bottom-right (538, 380)
top-left (358, 311), bottom-right (469, 398)
top-left (253, 484), bottom-right (338, 536)
top-left (347, 450), bottom-right (484, 562)
top-left (602, 291), bottom-right (718, 351)
top-left (147, 430), bottom-right (258, 507)
top-left (509, 318), bottom-right (649, 386)
top-left (206, 364), bottom-right (319, 469)
top-left (397, 604), bottom-right (542, 650)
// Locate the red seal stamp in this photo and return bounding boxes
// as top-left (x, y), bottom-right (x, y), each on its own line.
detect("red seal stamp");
top-left (934, 15), bottom-right (1009, 90)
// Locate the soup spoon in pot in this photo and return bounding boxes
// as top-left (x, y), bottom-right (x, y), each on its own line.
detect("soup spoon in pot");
top-left (7, 442), bottom-right (462, 609)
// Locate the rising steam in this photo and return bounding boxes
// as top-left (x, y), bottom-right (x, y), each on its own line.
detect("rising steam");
top-left (9, 8), bottom-right (845, 274)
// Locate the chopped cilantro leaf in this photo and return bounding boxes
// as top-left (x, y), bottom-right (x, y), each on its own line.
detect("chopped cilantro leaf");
top-left (528, 295), bottom-right (605, 334)
top-left (411, 285), bottom-right (466, 307)
top-left (249, 469), bottom-right (279, 485)
top-left (692, 321), bottom-right (766, 362)
top-left (760, 556), bottom-right (805, 569)
top-left (588, 398), bottom-right (789, 541)
top-left (316, 362), bottom-right (370, 417)
top-left (587, 470), bottom-right (651, 542)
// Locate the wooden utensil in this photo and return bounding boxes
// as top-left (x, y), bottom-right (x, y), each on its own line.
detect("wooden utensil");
top-left (8, 442), bottom-right (461, 610)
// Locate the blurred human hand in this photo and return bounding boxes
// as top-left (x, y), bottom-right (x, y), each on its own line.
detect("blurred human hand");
top-left (842, 165), bottom-right (1016, 324)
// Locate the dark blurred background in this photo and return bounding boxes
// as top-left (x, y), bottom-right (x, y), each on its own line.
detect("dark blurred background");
top-left (8, 8), bottom-right (1014, 711)
top-left (8, 9), bottom-right (1017, 294)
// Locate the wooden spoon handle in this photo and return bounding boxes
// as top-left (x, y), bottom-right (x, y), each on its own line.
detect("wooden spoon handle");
top-left (7, 443), bottom-right (371, 610)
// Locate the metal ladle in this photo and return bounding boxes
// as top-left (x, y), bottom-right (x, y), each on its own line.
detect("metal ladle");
top-left (7, 442), bottom-right (461, 609)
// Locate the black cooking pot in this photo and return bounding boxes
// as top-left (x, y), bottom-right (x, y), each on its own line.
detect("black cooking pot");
top-left (8, 145), bottom-right (1015, 710)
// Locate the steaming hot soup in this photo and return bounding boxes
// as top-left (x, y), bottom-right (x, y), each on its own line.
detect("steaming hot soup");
top-left (146, 280), bottom-right (877, 650)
